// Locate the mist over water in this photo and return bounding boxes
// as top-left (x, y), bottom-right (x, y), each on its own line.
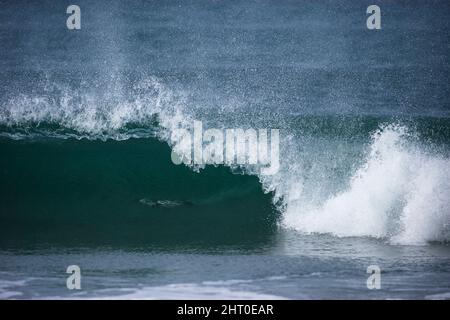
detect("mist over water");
top-left (0, 0), bottom-right (450, 299)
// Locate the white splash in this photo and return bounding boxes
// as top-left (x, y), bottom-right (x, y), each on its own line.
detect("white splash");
top-left (281, 124), bottom-right (450, 245)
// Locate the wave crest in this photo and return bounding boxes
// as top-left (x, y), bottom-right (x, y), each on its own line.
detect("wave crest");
top-left (0, 75), bottom-right (189, 140)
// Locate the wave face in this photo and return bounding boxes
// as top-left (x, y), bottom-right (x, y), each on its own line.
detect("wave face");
top-left (1, 0), bottom-right (450, 247)
top-left (0, 135), bottom-right (277, 248)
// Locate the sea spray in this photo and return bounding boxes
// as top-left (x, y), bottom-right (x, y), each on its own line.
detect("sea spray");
top-left (170, 120), bottom-right (280, 175)
top-left (281, 124), bottom-right (450, 245)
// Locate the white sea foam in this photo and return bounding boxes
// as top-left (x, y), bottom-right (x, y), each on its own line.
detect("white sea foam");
top-left (45, 283), bottom-right (287, 300)
top-left (281, 124), bottom-right (450, 245)
top-left (0, 279), bottom-right (27, 299)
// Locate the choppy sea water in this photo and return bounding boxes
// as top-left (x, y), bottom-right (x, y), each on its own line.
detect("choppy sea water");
top-left (0, 0), bottom-right (449, 299)
top-left (1, 233), bottom-right (450, 299)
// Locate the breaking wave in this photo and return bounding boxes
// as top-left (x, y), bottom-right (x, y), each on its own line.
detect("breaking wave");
top-left (1, 75), bottom-right (449, 245)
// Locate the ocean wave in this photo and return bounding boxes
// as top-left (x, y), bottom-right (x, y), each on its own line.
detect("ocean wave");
top-left (1, 76), bottom-right (449, 246)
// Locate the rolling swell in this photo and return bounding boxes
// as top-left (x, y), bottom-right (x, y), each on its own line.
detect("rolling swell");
top-left (0, 136), bottom-right (278, 249)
